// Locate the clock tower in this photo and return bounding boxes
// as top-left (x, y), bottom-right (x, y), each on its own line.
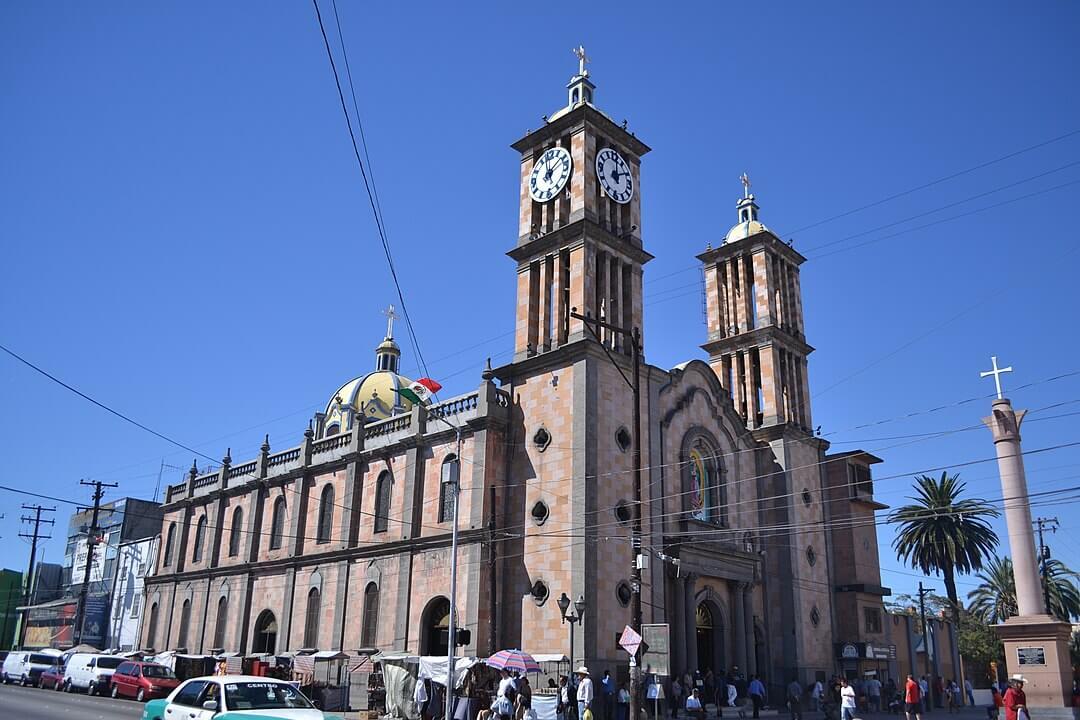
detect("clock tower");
top-left (508, 48), bottom-right (651, 360)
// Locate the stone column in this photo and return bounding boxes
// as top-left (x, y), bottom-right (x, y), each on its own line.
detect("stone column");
top-left (743, 585), bottom-right (756, 676)
top-left (684, 574), bottom-right (698, 674)
top-left (982, 398), bottom-right (1044, 616)
top-left (731, 581), bottom-right (747, 675)
top-left (671, 572), bottom-right (686, 676)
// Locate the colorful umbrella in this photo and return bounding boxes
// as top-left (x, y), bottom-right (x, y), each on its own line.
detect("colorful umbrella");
top-left (487, 649), bottom-right (541, 673)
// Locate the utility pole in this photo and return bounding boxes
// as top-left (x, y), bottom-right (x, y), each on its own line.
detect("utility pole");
top-left (1034, 517), bottom-right (1059, 616)
top-left (918, 582), bottom-right (934, 680)
top-left (17, 504), bottom-right (55, 648)
top-left (74, 479), bottom-right (118, 646)
top-left (571, 307), bottom-right (644, 720)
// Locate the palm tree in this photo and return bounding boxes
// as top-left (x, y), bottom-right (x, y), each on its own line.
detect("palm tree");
top-left (968, 555), bottom-right (1080, 622)
top-left (890, 472), bottom-right (1000, 620)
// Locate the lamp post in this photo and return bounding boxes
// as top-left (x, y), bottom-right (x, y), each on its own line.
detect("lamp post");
top-left (558, 592), bottom-right (586, 720)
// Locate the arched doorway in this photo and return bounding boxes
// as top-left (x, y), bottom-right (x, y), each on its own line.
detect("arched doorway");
top-left (696, 602), bottom-right (725, 674)
top-left (253, 610), bottom-right (278, 654)
top-left (420, 597), bottom-right (450, 657)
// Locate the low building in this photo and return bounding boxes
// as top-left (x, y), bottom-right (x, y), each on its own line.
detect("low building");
top-left (0, 569), bottom-right (23, 650)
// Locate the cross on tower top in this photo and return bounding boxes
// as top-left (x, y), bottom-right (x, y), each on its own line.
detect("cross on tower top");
top-left (980, 355), bottom-right (1014, 400)
top-left (740, 172), bottom-right (751, 199)
top-left (572, 45), bottom-right (590, 77)
top-left (382, 304), bottom-right (397, 339)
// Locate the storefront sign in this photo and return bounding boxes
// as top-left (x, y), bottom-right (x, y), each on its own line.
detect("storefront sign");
top-left (641, 624), bottom-right (670, 676)
top-left (841, 643), bottom-right (860, 659)
top-left (1017, 647), bottom-right (1046, 666)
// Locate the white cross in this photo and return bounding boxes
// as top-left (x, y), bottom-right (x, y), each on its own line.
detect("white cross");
top-left (740, 172), bottom-right (751, 198)
top-left (980, 355), bottom-right (1013, 400)
top-left (383, 304), bottom-right (397, 338)
top-left (572, 45), bottom-right (589, 77)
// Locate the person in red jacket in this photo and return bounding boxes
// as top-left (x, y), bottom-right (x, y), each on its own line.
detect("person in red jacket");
top-left (1004, 676), bottom-right (1029, 720)
top-left (905, 675), bottom-right (923, 720)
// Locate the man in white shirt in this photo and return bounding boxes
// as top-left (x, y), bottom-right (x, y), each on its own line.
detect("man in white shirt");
top-left (577, 667), bottom-right (594, 720)
top-left (840, 678), bottom-right (857, 720)
top-left (686, 688), bottom-right (704, 720)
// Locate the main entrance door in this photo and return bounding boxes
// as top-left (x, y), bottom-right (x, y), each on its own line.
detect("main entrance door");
top-left (696, 602), bottom-right (725, 674)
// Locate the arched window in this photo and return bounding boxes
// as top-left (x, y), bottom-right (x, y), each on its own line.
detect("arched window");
top-left (439, 455), bottom-right (458, 523)
top-left (163, 523), bottom-right (176, 566)
top-left (228, 507), bottom-right (243, 557)
top-left (374, 472), bottom-right (391, 534)
top-left (145, 602), bottom-right (159, 650)
top-left (685, 438), bottom-right (728, 525)
top-left (213, 596), bottom-right (228, 649)
top-left (177, 598), bottom-right (192, 650)
top-left (303, 588), bottom-right (321, 648)
top-left (253, 610), bottom-right (277, 654)
top-left (316, 485), bottom-right (334, 544)
top-left (420, 596), bottom-right (451, 656)
top-left (269, 497), bottom-right (286, 550)
top-left (192, 516), bottom-right (207, 563)
top-left (688, 448), bottom-right (712, 522)
top-left (361, 582), bottom-right (379, 647)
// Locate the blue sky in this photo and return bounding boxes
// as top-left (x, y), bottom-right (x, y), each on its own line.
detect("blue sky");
top-left (2, 1), bottom-right (1079, 608)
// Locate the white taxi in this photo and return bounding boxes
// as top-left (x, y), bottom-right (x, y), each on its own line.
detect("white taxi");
top-left (141, 675), bottom-right (337, 720)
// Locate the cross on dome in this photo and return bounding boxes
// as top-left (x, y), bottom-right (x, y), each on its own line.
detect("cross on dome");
top-left (980, 355), bottom-right (1014, 400)
top-left (740, 172), bottom-right (751, 199)
top-left (573, 45), bottom-right (590, 77)
top-left (383, 304), bottom-right (397, 339)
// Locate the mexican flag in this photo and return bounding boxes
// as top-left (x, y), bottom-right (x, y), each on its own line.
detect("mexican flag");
top-left (394, 377), bottom-right (443, 405)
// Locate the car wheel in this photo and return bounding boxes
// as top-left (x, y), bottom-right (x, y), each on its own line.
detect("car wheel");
top-left (19, 675), bottom-right (27, 686)
top-left (136, 688), bottom-right (145, 702)
top-left (63, 680), bottom-right (72, 692)
top-left (111, 684), bottom-right (120, 698)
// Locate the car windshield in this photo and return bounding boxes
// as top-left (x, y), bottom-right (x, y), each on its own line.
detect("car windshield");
top-left (95, 657), bottom-right (124, 669)
top-left (142, 665), bottom-right (176, 679)
top-left (224, 682), bottom-right (315, 710)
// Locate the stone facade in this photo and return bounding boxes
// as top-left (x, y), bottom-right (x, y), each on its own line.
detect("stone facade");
top-left (141, 62), bottom-right (893, 701)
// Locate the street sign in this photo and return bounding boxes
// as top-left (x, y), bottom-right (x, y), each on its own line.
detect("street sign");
top-left (641, 623), bottom-right (670, 676)
top-left (619, 625), bottom-right (643, 657)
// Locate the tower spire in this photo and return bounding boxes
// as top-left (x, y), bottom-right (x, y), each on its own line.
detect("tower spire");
top-left (566, 44), bottom-right (596, 109)
top-left (375, 305), bottom-right (401, 373)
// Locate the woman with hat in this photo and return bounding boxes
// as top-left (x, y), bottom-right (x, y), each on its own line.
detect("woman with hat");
top-left (577, 666), bottom-right (595, 720)
top-left (1004, 676), bottom-right (1029, 720)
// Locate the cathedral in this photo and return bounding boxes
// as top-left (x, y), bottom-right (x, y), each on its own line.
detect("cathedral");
top-left (142, 53), bottom-right (891, 696)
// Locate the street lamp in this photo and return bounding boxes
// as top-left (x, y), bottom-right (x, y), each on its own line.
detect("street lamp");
top-left (558, 593), bottom-right (586, 719)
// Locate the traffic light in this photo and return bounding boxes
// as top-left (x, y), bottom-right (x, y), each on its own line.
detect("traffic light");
top-left (455, 628), bottom-right (471, 646)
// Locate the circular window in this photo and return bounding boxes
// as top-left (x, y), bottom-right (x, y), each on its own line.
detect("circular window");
top-left (531, 500), bottom-right (550, 526)
top-left (810, 606), bottom-right (821, 627)
top-left (616, 581), bottom-right (633, 607)
top-left (533, 427), bottom-right (551, 452)
top-left (806, 546), bottom-right (817, 567)
top-left (614, 500), bottom-right (634, 525)
top-left (531, 580), bottom-right (550, 606)
top-left (615, 427), bottom-right (632, 453)
top-left (802, 488), bottom-right (812, 507)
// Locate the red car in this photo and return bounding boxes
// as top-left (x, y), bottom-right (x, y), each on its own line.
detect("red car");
top-left (109, 661), bottom-right (179, 702)
top-left (39, 660), bottom-right (65, 691)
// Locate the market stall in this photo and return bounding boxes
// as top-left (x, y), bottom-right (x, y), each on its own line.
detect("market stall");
top-left (293, 650), bottom-right (351, 712)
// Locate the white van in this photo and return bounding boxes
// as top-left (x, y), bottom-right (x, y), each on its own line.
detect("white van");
top-left (1, 651), bottom-right (61, 686)
top-left (62, 653), bottom-right (125, 695)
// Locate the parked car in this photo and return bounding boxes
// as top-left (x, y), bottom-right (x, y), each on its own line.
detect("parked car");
top-left (140, 675), bottom-right (344, 720)
top-left (63, 652), bottom-right (125, 695)
top-left (39, 658), bottom-right (65, 690)
top-left (1, 651), bottom-right (63, 687)
top-left (110, 660), bottom-right (180, 702)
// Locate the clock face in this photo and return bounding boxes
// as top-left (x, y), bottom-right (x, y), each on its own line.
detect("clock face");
top-left (529, 146), bottom-right (573, 202)
top-left (595, 147), bottom-right (633, 204)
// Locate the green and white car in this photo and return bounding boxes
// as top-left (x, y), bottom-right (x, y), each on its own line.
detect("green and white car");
top-left (140, 675), bottom-right (344, 720)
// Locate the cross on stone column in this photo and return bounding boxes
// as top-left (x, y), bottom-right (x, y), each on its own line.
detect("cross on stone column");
top-left (980, 355), bottom-right (1013, 399)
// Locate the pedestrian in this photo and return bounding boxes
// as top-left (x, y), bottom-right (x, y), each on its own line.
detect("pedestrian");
top-left (559, 676), bottom-right (570, 720)
top-left (1003, 676), bottom-right (1029, 720)
top-left (602, 670), bottom-right (616, 720)
top-left (716, 673), bottom-right (729, 718)
top-left (672, 676), bottom-right (683, 718)
top-left (728, 681), bottom-right (738, 711)
top-left (989, 684), bottom-right (1003, 720)
top-left (905, 674), bottom-right (923, 720)
top-left (577, 667), bottom-right (595, 720)
top-left (841, 678), bottom-right (857, 720)
top-left (919, 677), bottom-right (929, 715)
top-left (788, 677), bottom-right (804, 720)
top-left (867, 675), bottom-right (882, 713)
top-left (749, 675), bottom-right (766, 719)
top-left (965, 679), bottom-right (975, 707)
top-left (618, 683), bottom-right (631, 720)
top-left (812, 679), bottom-right (824, 712)
top-left (687, 688), bottom-right (705, 720)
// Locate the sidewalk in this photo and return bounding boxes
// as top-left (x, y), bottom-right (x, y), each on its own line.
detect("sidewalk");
top-left (338, 707), bottom-right (991, 720)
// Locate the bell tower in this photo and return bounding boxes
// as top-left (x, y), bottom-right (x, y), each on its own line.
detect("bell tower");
top-left (509, 47), bottom-right (652, 361)
top-left (697, 178), bottom-right (813, 432)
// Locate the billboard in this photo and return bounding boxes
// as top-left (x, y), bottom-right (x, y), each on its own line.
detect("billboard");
top-left (72, 538), bottom-right (107, 584)
top-left (23, 595), bottom-right (110, 649)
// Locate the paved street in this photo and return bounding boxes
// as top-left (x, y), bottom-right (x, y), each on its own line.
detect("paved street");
top-left (0, 683), bottom-right (145, 720)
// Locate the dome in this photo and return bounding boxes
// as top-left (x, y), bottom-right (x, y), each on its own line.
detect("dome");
top-left (723, 218), bottom-right (771, 245)
top-left (323, 369), bottom-right (414, 434)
